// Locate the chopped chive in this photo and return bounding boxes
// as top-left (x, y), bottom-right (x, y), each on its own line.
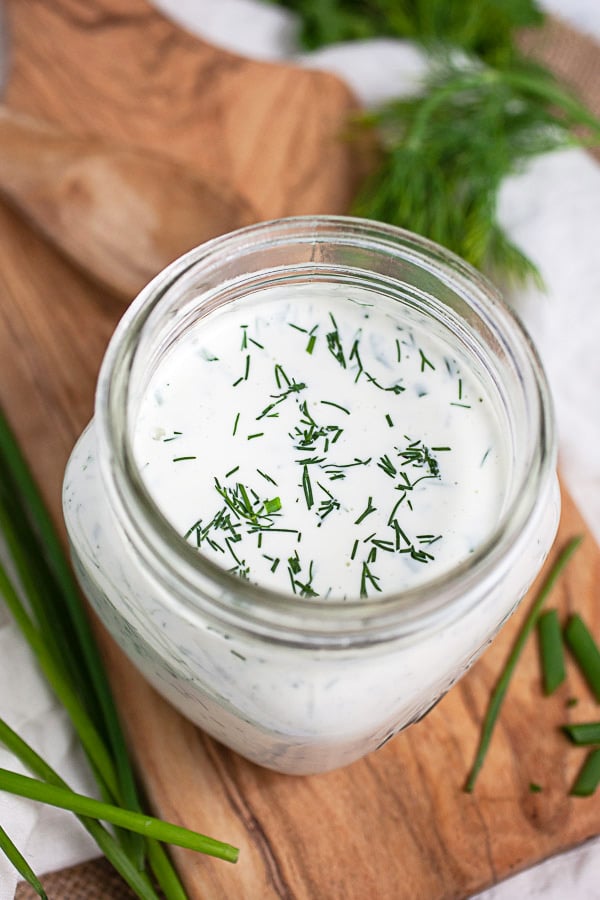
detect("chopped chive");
top-left (350, 539), bottom-right (359, 561)
top-left (232, 377), bottom-right (243, 387)
top-left (244, 355), bottom-right (251, 380)
top-left (354, 497), bottom-right (376, 525)
top-left (225, 466), bottom-right (240, 479)
top-left (240, 325), bottom-right (248, 350)
top-left (306, 334), bottom-right (317, 354)
top-left (232, 412), bottom-right (240, 436)
top-left (320, 400), bottom-right (350, 415)
top-left (249, 338), bottom-right (264, 349)
top-left (302, 465), bottom-right (314, 510)
top-left (257, 469), bottom-right (277, 486)
top-left (529, 782), bottom-right (542, 793)
top-left (172, 456), bottom-right (196, 462)
top-left (464, 535), bottom-right (582, 792)
top-left (419, 349), bottom-right (435, 372)
top-left (289, 323), bottom-right (307, 333)
top-left (247, 433), bottom-right (264, 440)
top-left (458, 378), bottom-right (463, 400)
top-left (571, 749), bottom-right (600, 797)
top-left (564, 613), bottom-right (600, 702)
top-left (395, 338), bottom-right (401, 362)
top-left (264, 497), bottom-right (282, 514)
top-left (360, 562), bottom-right (381, 598)
top-left (562, 722), bottom-right (600, 745)
top-left (538, 609), bottom-right (566, 695)
top-left (567, 697), bottom-right (579, 708)
top-left (270, 558), bottom-right (280, 573)
top-left (450, 402), bottom-right (471, 408)
top-left (385, 414), bottom-right (393, 427)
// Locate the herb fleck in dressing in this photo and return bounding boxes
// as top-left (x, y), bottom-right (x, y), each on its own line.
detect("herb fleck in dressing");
top-left (134, 285), bottom-right (508, 598)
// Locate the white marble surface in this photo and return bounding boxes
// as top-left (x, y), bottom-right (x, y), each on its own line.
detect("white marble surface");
top-left (0, 1), bottom-right (599, 897)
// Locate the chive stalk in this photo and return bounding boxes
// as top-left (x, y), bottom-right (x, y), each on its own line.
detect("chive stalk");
top-left (562, 722), bottom-right (600, 746)
top-left (465, 536), bottom-right (583, 792)
top-left (570, 749), bottom-right (600, 797)
top-left (538, 609), bottom-right (565, 695)
top-left (0, 769), bottom-right (239, 863)
top-left (564, 614), bottom-right (600, 702)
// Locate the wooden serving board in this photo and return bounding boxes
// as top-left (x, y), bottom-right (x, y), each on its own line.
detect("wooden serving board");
top-left (1, 2), bottom-right (599, 898)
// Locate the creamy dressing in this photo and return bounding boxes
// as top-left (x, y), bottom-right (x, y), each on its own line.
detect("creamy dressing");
top-left (63, 274), bottom-right (559, 775)
top-left (133, 284), bottom-right (509, 599)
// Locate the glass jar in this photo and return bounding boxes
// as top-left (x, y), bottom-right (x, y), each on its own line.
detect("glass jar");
top-left (63, 216), bottom-right (559, 775)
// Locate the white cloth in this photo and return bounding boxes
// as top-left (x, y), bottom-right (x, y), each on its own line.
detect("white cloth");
top-left (1, 0), bottom-right (599, 897)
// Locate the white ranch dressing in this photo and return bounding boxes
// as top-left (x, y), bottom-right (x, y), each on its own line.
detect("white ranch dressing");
top-left (133, 283), bottom-right (509, 599)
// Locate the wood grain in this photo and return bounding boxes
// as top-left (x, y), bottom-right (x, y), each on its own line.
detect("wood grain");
top-left (1, 190), bottom-right (600, 900)
top-left (0, 105), bottom-right (255, 298)
top-left (4, 0), bottom-right (364, 228)
top-left (1, 2), bottom-right (600, 897)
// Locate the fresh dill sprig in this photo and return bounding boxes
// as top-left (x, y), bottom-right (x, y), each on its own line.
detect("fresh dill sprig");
top-left (354, 55), bottom-right (600, 285)
top-left (270, 0), bottom-right (600, 285)
top-left (269, 0), bottom-right (543, 61)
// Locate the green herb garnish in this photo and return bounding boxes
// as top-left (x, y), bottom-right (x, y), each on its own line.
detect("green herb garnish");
top-left (538, 609), bottom-right (566, 695)
top-left (465, 535), bottom-right (582, 792)
top-left (272, 1), bottom-right (600, 284)
top-left (570, 749), bottom-right (600, 797)
top-left (562, 722), bottom-right (600, 746)
top-left (564, 614), bottom-right (600, 702)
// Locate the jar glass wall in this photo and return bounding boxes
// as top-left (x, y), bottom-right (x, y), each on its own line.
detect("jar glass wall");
top-left (63, 217), bottom-right (559, 775)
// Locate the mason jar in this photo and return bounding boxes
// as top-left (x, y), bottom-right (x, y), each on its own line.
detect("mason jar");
top-left (63, 216), bottom-right (560, 775)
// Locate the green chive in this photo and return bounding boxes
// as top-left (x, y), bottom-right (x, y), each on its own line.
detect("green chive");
top-left (538, 609), bottom-right (566, 694)
top-left (570, 749), bottom-right (600, 797)
top-left (529, 782), bottom-right (542, 793)
top-left (562, 722), bottom-right (600, 745)
top-left (465, 536), bottom-right (583, 792)
top-left (0, 825), bottom-right (47, 899)
top-left (0, 769), bottom-right (239, 863)
top-left (564, 613), bottom-right (600, 702)
top-left (0, 718), bottom-right (160, 899)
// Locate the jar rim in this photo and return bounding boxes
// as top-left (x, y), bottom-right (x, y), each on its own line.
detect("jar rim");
top-left (94, 215), bottom-right (557, 646)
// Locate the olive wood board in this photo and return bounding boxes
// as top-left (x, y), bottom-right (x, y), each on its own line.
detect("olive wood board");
top-left (0, 0), bottom-right (599, 897)
top-left (1, 197), bottom-right (600, 900)
top-left (1, 0), bottom-right (366, 300)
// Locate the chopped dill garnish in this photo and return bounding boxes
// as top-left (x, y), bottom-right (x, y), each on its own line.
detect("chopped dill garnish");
top-left (419, 349), bottom-right (435, 372)
top-left (360, 562), bottom-right (381, 598)
top-left (257, 469), bottom-right (278, 485)
top-left (355, 497), bottom-right (376, 525)
top-left (320, 400), bottom-right (350, 415)
top-left (302, 464), bottom-right (314, 510)
top-left (326, 313), bottom-right (346, 368)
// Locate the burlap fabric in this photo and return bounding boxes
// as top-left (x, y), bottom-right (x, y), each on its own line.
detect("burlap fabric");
top-left (13, 13), bottom-right (600, 900)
